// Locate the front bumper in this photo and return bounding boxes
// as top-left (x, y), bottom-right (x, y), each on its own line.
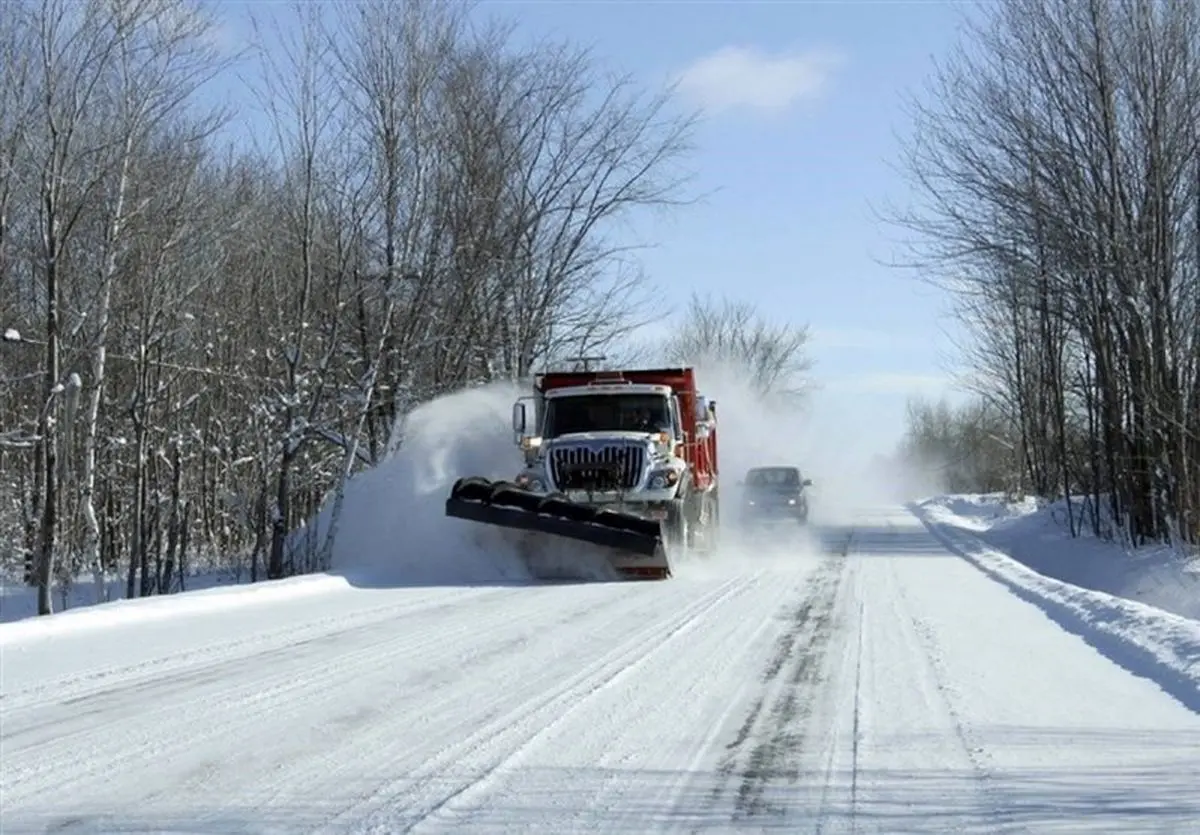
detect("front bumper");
top-left (515, 472), bottom-right (680, 519)
top-left (560, 489), bottom-right (679, 520)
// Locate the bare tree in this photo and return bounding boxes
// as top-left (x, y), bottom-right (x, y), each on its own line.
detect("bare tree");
top-left (0, 0), bottom-right (704, 607)
top-left (662, 292), bottom-right (813, 404)
top-left (246, 1), bottom-right (352, 579)
top-left (77, 0), bottom-right (230, 601)
top-left (24, 0), bottom-right (134, 614)
top-left (898, 394), bottom-right (1021, 495)
top-left (885, 0), bottom-right (1200, 546)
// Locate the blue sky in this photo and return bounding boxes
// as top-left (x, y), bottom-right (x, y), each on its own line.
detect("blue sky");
top-left (210, 0), bottom-right (976, 465)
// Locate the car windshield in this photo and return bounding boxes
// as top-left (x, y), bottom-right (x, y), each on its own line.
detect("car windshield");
top-left (746, 468), bottom-right (801, 488)
top-left (543, 394), bottom-right (671, 438)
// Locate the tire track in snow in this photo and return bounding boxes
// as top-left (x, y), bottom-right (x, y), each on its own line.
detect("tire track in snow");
top-left (849, 597), bottom-right (865, 830)
top-left (0, 589), bottom-right (565, 810)
top-left (175, 585), bottom-right (659, 828)
top-left (841, 520), bottom-right (1014, 834)
top-left (169, 579), bottom-right (757, 833)
top-left (437, 571), bottom-right (810, 834)
top-left (706, 554), bottom-right (847, 822)
top-left (319, 576), bottom-right (756, 834)
top-left (884, 554), bottom-right (1021, 832)
top-left (1, 586), bottom-right (500, 714)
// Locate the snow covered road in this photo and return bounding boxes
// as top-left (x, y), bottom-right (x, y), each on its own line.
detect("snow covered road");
top-left (3, 505), bottom-right (1199, 833)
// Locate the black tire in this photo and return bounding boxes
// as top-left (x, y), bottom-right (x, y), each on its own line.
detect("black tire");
top-left (694, 490), bottom-right (719, 555)
top-left (451, 477), bottom-right (493, 502)
top-left (488, 483), bottom-right (542, 512)
top-left (593, 508), bottom-right (660, 538)
top-left (538, 496), bottom-right (598, 523)
top-left (684, 494), bottom-right (699, 549)
top-left (664, 499), bottom-right (687, 549)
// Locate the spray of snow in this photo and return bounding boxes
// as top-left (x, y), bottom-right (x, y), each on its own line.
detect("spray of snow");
top-left (303, 360), bottom-right (936, 586)
top-left (666, 359), bottom-right (941, 576)
top-left (302, 381), bottom-right (537, 587)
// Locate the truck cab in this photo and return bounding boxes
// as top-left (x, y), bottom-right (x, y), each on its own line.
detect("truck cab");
top-left (509, 369), bottom-right (718, 534)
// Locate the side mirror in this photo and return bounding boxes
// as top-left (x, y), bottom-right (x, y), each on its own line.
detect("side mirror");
top-left (802, 478), bottom-right (813, 487)
top-left (512, 402), bottom-right (526, 435)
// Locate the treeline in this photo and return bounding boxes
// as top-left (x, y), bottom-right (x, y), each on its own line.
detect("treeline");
top-left (897, 397), bottom-right (1016, 497)
top-left (891, 0), bottom-right (1200, 548)
top-left (0, 0), bottom-right (694, 613)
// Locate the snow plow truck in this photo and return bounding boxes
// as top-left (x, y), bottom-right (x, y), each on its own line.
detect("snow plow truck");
top-left (444, 367), bottom-right (720, 580)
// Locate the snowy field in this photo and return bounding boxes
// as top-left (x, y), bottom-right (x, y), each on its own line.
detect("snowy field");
top-left (3, 383), bottom-right (1200, 832)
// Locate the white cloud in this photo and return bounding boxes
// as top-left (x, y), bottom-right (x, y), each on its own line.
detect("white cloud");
top-left (674, 45), bottom-right (844, 115)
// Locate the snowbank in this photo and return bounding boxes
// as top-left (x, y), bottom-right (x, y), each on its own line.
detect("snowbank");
top-left (0, 573), bottom-right (352, 646)
top-left (913, 494), bottom-right (1200, 711)
top-left (920, 493), bottom-right (1200, 621)
top-left (0, 570), bottom-right (254, 626)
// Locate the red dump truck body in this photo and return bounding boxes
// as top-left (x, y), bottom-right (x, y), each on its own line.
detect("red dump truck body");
top-left (535, 366), bottom-right (719, 493)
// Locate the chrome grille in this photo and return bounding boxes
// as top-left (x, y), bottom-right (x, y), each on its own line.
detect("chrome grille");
top-left (550, 444), bottom-right (645, 491)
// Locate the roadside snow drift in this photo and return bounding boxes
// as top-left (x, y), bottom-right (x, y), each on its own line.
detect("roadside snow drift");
top-left (0, 573), bottom-right (352, 646)
top-left (913, 495), bottom-right (1200, 712)
top-left (921, 493), bottom-right (1200, 621)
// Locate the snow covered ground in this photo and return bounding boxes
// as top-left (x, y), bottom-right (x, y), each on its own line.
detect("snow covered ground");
top-left (0, 569), bottom-right (263, 626)
top-left (4, 385), bottom-right (1200, 832)
top-left (914, 493), bottom-right (1200, 712)
top-left (917, 492), bottom-right (1200, 621)
top-left (5, 504), bottom-right (1200, 833)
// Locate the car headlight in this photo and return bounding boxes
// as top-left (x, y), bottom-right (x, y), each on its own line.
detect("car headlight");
top-left (788, 498), bottom-right (796, 505)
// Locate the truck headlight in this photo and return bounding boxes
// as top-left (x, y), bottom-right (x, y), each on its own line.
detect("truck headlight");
top-left (515, 474), bottom-right (546, 492)
top-left (648, 470), bottom-right (678, 490)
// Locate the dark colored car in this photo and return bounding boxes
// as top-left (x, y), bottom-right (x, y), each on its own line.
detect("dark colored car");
top-left (739, 466), bottom-right (812, 525)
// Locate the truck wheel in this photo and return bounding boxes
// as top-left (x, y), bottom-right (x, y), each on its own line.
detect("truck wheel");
top-left (664, 499), bottom-right (688, 553)
top-left (696, 490), bottom-right (719, 555)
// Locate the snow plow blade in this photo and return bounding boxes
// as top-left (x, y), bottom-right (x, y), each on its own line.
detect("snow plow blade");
top-left (444, 477), bottom-right (671, 581)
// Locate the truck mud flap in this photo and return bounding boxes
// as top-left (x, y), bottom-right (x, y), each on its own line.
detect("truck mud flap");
top-left (444, 477), bottom-right (670, 580)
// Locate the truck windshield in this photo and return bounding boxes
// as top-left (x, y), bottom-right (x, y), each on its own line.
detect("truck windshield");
top-left (544, 394), bottom-right (671, 438)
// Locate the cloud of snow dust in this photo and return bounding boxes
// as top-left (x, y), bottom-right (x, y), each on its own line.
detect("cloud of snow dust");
top-left (660, 361), bottom-right (825, 577)
top-left (299, 361), bottom-right (951, 587)
top-left (668, 359), bottom-right (948, 577)
top-left (870, 445), bottom-right (951, 504)
top-left (303, 381), bottom-right (538, 587)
